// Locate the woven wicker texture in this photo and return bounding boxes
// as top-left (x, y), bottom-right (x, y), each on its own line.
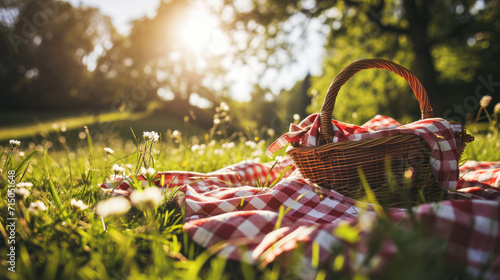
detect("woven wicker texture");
top-left (288, 59), bottom-right (471, 206)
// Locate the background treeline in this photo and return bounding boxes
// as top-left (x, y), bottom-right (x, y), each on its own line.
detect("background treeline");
top-left (1, 0), bottom-right (498, 133)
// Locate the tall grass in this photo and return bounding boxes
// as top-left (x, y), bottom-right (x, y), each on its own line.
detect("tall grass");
top-left (0, 117), bottom-right (285, 280)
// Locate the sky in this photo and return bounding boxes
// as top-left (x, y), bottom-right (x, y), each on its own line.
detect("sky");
top-left (65, 0), bottom-right (325, 103)
top-left (66, 0), bottom-right (160, 34)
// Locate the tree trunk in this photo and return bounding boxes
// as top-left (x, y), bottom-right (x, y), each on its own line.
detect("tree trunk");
top-left (403, 0), bottom-right (446, 116)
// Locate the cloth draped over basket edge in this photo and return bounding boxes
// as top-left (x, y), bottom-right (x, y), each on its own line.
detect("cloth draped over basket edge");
top-left (266, 113), bottom-right (464, 190)
top-left (101, 158), bottom-right (500, 279)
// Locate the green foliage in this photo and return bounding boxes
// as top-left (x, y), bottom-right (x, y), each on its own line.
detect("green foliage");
top-left (2, 0), bottom-right (499, 132)
top-left (463, 127), bottom-right (500, 163)
top-left (0, 0), bottom-right (116, 110)
top-left (304, 1), bottom-right (421, 124)
top-left (228, 0), bottom-right (500, 123)
top-left (276, 74), bottom-right (312, 127)
top-left (310, 56), bottom-right (421, 125)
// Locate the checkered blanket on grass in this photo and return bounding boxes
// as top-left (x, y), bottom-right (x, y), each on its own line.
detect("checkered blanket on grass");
top-left (102, 157), bottom-right (500, 279)
top-left (100, 112), bottom-right (496, 278)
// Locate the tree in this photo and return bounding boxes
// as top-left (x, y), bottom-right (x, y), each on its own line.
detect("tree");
top-left (277, 73), bottom-right (312, 125)
top-left (91, 0), bottom-right (239, 113)
top-left (217, 0), bottom-right (500, 124)
top-left (0, 0), bottom-right (116, 111)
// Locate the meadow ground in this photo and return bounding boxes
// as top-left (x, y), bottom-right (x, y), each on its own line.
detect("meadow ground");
top-left (0, 113), bottom-right (498, 279)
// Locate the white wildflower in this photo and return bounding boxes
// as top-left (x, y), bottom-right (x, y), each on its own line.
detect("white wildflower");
top-left (112, 164), bottom-right (125, 175)
top-left (130, 187), bottom-right (163, 210)
top-left (220, 102), bottom-right (230, 111)
top-left (17, 182), bottom-right (34, 189)
top-left (28, 201), bottom-right (48, 214)
top-left (357, 212), bottom-right (377, 231)
top-left (213, 118), bottom-right (221, 125)
top-left (44, 140), bottom-right (53, 149)
top-left (95, 197), bottom-right (130, 218)
top-left (251, 150), bottom-right (263, 157)
top-left (15, 187), bottom-right (30, 200)
top-left (19, 151), bottom-right (25, 157)
top-left (141, 167), bottom-right (156, 179)
top-left (70, 199), bottom-right (89, 211)
top-left (208, 140), bottom-right (216, 147)
top-left (494, 103), bottom-right (500, 115)
top-left (245, 141), bottom-right (257, 149)
top-left (214, 149), bottom-right (223, 155)
top-left (52, 122), bottom-right (67, 133)
top-left (191, 144), bottom-right (200, 152)
top-left (275, 156), bottom-right (284, 163)
top-left (267, 128), bottom-right (275, 137)
top-left (172, 130), bottom-right (181, 137)
top-left (224, 116), bottom-right (231, 122)
top-left (104, 147), bottom-right (114, 154)
top-left (143, 131), bottom-right (160, 142)
top-left (222, 142), bottom-right (235, 149)
top-left (480, 95), bottom-right (492, 108)
top-left (9, 140), bottom-right (21, 148)
top-left (293, 114), bottom-right (300, 121)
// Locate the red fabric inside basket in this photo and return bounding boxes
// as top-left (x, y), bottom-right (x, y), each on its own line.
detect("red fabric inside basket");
top-left (266, 114), bottom-right (466, 190)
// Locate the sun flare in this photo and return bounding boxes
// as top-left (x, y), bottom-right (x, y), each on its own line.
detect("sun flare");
top-left (178, 4), bottom-right (222, 54)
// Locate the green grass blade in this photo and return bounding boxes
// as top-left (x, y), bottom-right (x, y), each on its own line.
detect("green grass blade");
top-left (14, 150), bottom-right (40, 176)
top-left (84, 126), bottom-right (95, 168)
top-left (357, 167), bottom-right (386, 219)
top-left (42, 148), bottom-right (68, 221)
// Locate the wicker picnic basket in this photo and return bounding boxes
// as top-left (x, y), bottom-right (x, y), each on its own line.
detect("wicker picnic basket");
top-left (287, 59), bottom-right (473, 206)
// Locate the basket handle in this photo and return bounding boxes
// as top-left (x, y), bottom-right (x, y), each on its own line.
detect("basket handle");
top-left (319, 59), bottom-right (434, 144)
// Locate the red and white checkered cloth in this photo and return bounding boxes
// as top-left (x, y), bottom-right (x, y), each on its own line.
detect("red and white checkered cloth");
top-left (455, 161), bottom-right (500, 201)
top-left (266, 114), bottom-right (464, 190)
top-left (101, 158), bottom-right (500, 279)
top-left (100, 159), bottom-right (296, 197)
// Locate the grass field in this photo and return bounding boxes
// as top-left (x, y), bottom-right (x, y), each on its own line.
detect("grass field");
top-left (0, 108), bottom-right (179, 142)
top-left (0, 111), bottom-right (498, 279)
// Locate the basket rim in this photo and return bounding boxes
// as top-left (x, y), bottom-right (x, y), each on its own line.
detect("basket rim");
top-left (286, 134), bottom-right (423, 154)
